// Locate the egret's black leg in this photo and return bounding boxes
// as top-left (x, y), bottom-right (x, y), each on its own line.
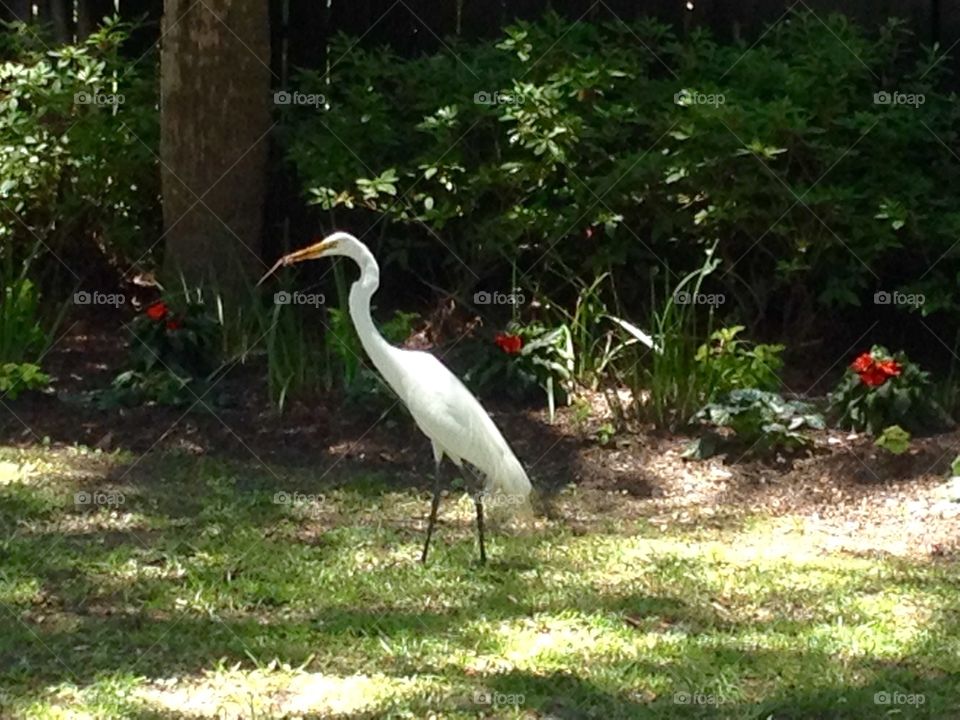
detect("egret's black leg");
top-left (474, 491), bottom-right (487, 564)
top-left (421, 460), bottom-right (442, 563)
top-left (463, 465), bottom-right (488, 564)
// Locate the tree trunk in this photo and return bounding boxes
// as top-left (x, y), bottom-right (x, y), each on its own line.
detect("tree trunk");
top-left (160, 0), bottom-right (271, 293)
top-left (44, 0), bottom-right (71, 42)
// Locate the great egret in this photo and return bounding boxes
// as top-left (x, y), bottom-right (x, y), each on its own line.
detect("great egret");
top-left (260, 232), bottom-right (533, 563)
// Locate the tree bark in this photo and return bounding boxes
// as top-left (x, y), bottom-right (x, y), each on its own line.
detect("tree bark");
top-left (160, 0), bottom-right (271, 293)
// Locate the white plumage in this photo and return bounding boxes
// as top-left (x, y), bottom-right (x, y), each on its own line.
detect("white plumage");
top-left (261, 232), bottom-right (532, 562)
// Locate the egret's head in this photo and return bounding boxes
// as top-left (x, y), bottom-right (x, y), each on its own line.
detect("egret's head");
top-left (257, 232), bottom-right (376, 286)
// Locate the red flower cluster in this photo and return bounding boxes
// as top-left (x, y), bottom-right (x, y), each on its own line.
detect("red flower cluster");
top-left (494, 332), bottom-right (523, 355)
top-left (145, 301), bottom-right (168, 321)
top-left (851, 352), bottom-right (902, 387)
top-left (145, 301), bottom-right (182, 331)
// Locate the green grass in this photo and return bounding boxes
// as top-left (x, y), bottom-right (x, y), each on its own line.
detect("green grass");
top-left (0, 446), bottom-right (957, 719)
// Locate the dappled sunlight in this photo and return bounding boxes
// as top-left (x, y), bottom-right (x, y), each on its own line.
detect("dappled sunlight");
top-left (134, 666), bottom-right (423, 719)
top-left (3, 448), bottom-right (959, 718)
top-left (0, 576), bottom-right (42, 607)
top-left (0, 460), bottom-right (35, 486)
top-left (479, 615), bottom-right (637, 670)
top-left (6, 1), bottom-right (960, 716)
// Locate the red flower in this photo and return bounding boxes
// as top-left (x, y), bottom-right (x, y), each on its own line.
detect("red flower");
top-left (850, 353), bottom-right (874, 374)
top-left (850, 351), bottom-right (903, 388)
top-left (494, 333), bottom-right (523, 355)
top-left (165, 318), bottom-right (182, 331)
top-left (859, 366), bottom-right (889, 387)
top-left (145, 301), bottom-right (168, 321)
top-left (876, 359), bottom-right (902, 378)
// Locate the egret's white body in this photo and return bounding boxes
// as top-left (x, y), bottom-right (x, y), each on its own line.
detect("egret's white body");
top-left (262, 232), bottom-right (532, 561)
top-left (376, 349), bottom-right (532, 500)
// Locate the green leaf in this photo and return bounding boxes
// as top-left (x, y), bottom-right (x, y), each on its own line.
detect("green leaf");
top-left (875, 425), bottom-right (911, 455)
top-left (681, 434), bottom-right (717, 459)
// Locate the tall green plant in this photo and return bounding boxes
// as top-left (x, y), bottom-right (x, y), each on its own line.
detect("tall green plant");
top-left (213, 268), bottom-right (327, 413)
top-left (265, 300), bottom-right (326, 412)
top-left (635, 244), bottom-right (721, 430)
top-left (0, 243), bottom-right (58, 397)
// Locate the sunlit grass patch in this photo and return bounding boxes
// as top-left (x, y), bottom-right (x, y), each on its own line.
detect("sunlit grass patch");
top-left (134, 663), bottom-right (431, 719)
top-left (2, 447), bottom-right (959, 719)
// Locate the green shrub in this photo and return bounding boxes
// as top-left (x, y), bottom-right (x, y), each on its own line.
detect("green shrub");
top-left (0, 362), bottom-right (49, 400)
top-left (99, 292), bottom-right (222, 408)
top-left (828, 346), bottom-right (952, 435)
top-left (130, 296), bottom-right (220, 378)
top-left (695, 326), bottom-right (784, 400)
top-left (689, 388), bottom-right (825, 459)
top-left (459, 321), bottom-right (574, 421)
top-left (0, 18), bottom-right (159, 275)
top-left (282, 11), bottom-right (960, 339)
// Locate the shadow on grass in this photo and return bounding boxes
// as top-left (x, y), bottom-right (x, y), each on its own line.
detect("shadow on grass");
top-left (2, 448), bottom-right (959, 718)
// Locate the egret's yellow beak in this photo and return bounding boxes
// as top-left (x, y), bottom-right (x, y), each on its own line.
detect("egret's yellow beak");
top-left (257, 237), bottom-right (339, 286)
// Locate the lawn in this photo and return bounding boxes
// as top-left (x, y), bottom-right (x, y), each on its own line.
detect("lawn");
top-left (0, 445), bottom-right (957, 719)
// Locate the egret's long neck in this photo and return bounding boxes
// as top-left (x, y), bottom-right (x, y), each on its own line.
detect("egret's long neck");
top-left (348, 260), bottom-right (404, 391)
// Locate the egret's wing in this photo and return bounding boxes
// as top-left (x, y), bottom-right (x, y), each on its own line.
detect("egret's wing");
top-left (396, 351), bottom-right (505, 465)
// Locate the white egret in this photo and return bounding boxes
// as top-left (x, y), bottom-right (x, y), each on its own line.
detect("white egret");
top-left (260, 232), bottom-right (533, 563)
